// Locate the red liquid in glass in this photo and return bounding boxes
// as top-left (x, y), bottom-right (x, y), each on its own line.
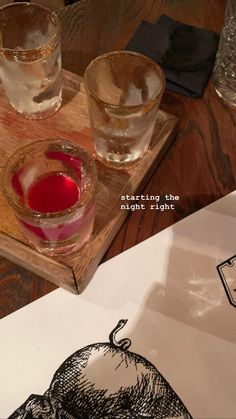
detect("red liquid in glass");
top-left (12, 153), bottom-right (94, 250)
top-left (21, 172), bottom-right (82, 242)
top-left (27, 172), bottom-right (79, 213)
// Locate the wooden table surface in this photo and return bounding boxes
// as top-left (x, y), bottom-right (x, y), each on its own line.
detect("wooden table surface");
top-left (0, 0), bottom-right (232, 318)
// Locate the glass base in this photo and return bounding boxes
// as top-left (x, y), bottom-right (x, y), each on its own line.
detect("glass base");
top-left (214, 84), bottom-right (236, 108)
top-left (9, 95), bottom-right (62, 120)
top-left (27, 233), bottom-right (92, 257)
top-left (94, 147), bottom-right (149, 170)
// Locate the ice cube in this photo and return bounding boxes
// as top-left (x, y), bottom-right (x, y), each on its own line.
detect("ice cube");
top-left (119, 83), bottom-right (142, 106)
top-left (145, 70), bottom-right (163, 100)
top-left (18, 162), bottom-right (39, 198)
top-left (95, 61), bottom-right (123, 105)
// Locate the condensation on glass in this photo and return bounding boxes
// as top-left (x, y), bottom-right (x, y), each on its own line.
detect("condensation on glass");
top-left (84, 51), bottom-right (165, 168)
top-left (0, 2), bottom-right (62, 118)
top-left (213, 0), bottom-right (236, 107)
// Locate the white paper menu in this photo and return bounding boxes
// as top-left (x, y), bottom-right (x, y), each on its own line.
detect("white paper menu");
top-left (0, 192), bottom-right (236, 418)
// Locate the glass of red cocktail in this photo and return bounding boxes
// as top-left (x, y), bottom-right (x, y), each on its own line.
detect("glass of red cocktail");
top-left (3, 139), bottom-right (97, 256)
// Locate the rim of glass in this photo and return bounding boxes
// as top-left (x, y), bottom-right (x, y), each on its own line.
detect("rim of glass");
top-left (3, 139), bottom-right (97, 220)
top-left (0, 2), bottom-right (61, 57)
top-left (84, 50), bottom-right (166, 110)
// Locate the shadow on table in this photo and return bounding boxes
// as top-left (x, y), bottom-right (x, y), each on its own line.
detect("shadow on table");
top-left (142, 191), bottom-right (236, 345)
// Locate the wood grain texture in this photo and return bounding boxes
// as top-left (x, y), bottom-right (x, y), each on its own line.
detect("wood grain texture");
top-left (0, 1), bottom-right (64, 9)
top-left (0, 70), bottom-right (177, 294)
top-left (57, 0), bottom-right (165, 75)
top-left (0, 0), bottom-right (233, 316)
top-left (159, 0), bottom-right (226, 29)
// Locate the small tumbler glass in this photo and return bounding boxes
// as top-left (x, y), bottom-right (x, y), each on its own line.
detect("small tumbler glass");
top-left (0, 2), bottom-right (62, 118)
top-left (3, 139), bottom-right (97, 256)
top-left (84, 51), bottom-right (165, 168)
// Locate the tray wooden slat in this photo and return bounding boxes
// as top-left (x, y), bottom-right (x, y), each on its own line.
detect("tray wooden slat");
top-left (0, 69), bottom-right (178, 293)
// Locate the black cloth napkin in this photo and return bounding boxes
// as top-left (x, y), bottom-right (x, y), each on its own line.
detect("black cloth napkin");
top-left (126, 15), bottom-right (220, 98)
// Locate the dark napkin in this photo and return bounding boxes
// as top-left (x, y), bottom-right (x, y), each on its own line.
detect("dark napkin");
top-left (126, 15), bottom-right (219, 98)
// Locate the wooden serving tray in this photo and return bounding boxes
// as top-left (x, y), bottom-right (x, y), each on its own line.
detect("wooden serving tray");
top-left (0, 69), bottom-right (178, 293)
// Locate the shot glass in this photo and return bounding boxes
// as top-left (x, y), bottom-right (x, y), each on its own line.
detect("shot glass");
top-left (84, 51), bottom-right (165, 168)
top-left (0, 2), bottom-right (62, 119)
top-left (3, 139), bottom-right (97, 256)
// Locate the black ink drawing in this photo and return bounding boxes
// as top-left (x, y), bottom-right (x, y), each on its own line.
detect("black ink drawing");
top-left (217, 255), bottom-right (236, 308)
top-left (9, 319), bottom-right (192, 418)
